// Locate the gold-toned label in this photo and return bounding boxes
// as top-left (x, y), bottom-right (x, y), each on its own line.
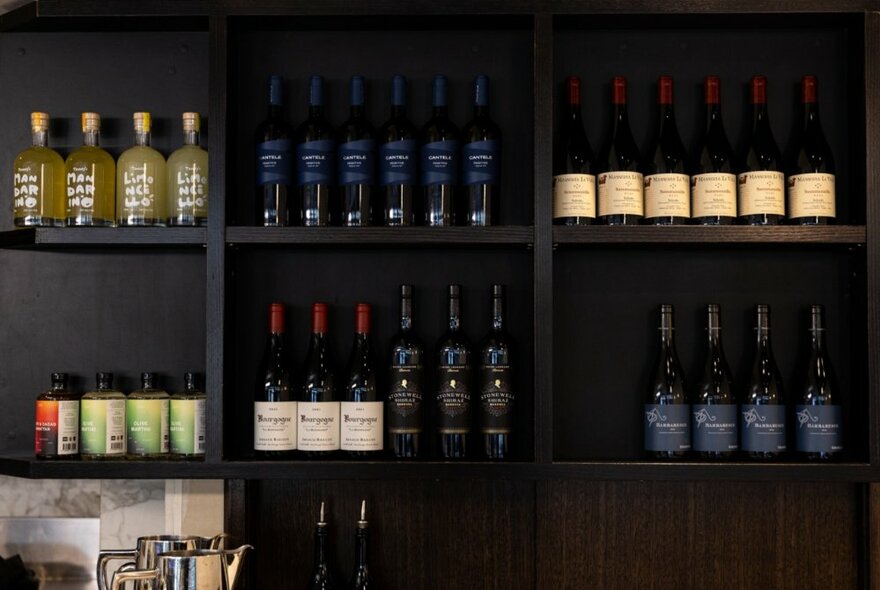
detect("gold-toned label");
top-left (737, 171), bottom-right (785, 216)
top-left (787, 173), bottom-right (835, 219)
top-left (691, 173), bottom-right (737, 218)
top-left (553, 173), bottom-right (596, 218)
top-left (597, 171), bottom-right (644, 216)
top-left (644, 173), bottom-right (690, 218)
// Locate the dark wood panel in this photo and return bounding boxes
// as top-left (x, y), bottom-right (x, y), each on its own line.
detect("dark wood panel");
top-left (537, 480), bottom-right (861, 589)
top-left (0, 227), bottom-right (206, 248)
top-left (553, 225), bottom-right (867, 245)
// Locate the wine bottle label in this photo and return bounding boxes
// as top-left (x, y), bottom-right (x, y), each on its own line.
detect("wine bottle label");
top-left (740, 404), bottom-right (786, 453)
top-left (35, 400), bottom-right (79, 456)
top-left (296, 139), bottom-right (335, 186)
top-left (480, 365), bottom-right (514, 434)
top-left (691, 404), bottom-right (738, 453)
top-left (462, 139), bottom-right (500, 186)
top-left (170, 398), bottom-right (206, 456)
top-left (787, 173), bottom-right (835, 219)
top-left (795, 404), bottom-right (842, 453)
top-left (254, 400), bottom-right (297, 451)
top-left (691, 173), bottom-right (737, 218)
top-left (67, 161), bottom-right (98, 214)
top-left (644, 404), bottom-right (691, 452)
top-left (380, 139), bottom-right (418, 186)
top-left (256, 138), bottom-right (293, 186)
top-left (421, 140), bottom-right (459, 186)
top-left (340, 401), bottom-right (384, 451)
top-left (388, 366), bottom-right (424, 434)
top-left (552, 173), bottom-right (596, 218)
top-left (338, 139), bottom-right (375, 186)
top-left (644, 173), bottom-right (690, 218)
top-left (437, 365), bottom-right (472, 434)
top-left (737, 171), bottom-right (785, 216)
top-left (120, 162), bottom-right (161, 220)
top-left (597, 171), bottom-right (644, 216)
top-left (126, 399), bottom-right (169, 455)
top-left (172, 162), bottom-right (208, 218)
top-left (80, 399), bottom-right (126, 456)
top-left (13, 163), bottom-right (43, 217)
top-left (297, 401), bottom-right (341, 451)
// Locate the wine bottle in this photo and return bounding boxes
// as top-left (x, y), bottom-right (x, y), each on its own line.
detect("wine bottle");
top-left (254, 302), bottom-right (297, 458)
top-left (421, 74), bottom-right (459, 227)
top-left (349, 501), bottom-right (373, 590)
top-left (795, 304), bottom-right (843, 460)
top-left (597, 76), bottom-right (643, 225)
top-left (644, 304), bottom-right (690, 458)
top-left (461, 75), bottom-right (502, 226)
top-left (552, 75), bottom-right (596, 225)
top-left (738, 75), bottom-right (785, 225)
top-left (297, 75), bottom-right (335, 227)
top-left (35, 373), bottom-right (79, 460)
top-left (479, 284), bottom-right (515, 460)
top-left (13, 112), bottom-right (64, 227)
top-left (741, 304), bottom-right (786, 459)
top-left (116, 112), bottom-right (167, 226)
top-left (126, 372), bottom-right (170, 459)
top-left (255, 75), bottom-right (294, 226)
top-left (341, 304), bottom-right (383, 456)
top-left (788, 75), bottom-right (836, 225)
top-left (338, 75), bottom-right (375, 227)
top-left (692, 304), bottom-right (738, 458)
top-left (379, 75), bottom-right (418, 226)
top-left (388, 285), bottom-right (425, 459)
top-left (642, 76), bottom-right (689, 225)
top-left (308, 502), bottom-right (337, 590)
top-left (169, 372), bottom-right (206, 460)
top-left (690, 76), bottom-right (737, 225)
top-left (166, 112), bottom-right (209, 227)
top-left (299, 302), bottom-right (340, 456)
top-left (65, 112), bottom-right (116, 227)
top-left (80, 372), bottom-right (126, 460)
top-left (437, 284), bottom-right (472, 459)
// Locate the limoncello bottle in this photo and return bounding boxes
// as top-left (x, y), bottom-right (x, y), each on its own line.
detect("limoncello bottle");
top-left (65, 112), bottom-right (116, 226)
top-left (166, 112), bottom-right (208, 226)
top-left (13, 112), bottom-right (65, 227)
top-left (117, 112), bottom-right (166, 226)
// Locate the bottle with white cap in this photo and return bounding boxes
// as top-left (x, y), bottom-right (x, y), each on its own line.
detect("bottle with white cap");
top-left (167, 112), bottom-right (209, 226)
top-left (64, 112), bottom-right (116, 227)
top-left (13, 112), bottom-right (65, 227)
top-left (116, 111), bottom-right (167, 226)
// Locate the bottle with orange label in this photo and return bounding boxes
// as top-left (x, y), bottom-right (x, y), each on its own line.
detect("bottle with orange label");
top-left (35, 373), bottom-right (80, 460)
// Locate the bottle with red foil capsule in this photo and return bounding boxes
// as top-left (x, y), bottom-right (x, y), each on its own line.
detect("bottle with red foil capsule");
top-left (642, 75), bottom-right (689, 225)
top-left (299, 303), bottom-right (340, 457)
top-left (35, 373), bottom-right (80, 459)
top-left (341, 303), bottom-right (383, 456)
top-left (553, 75), bottom-right (596, 225)
top-left (738, 75), bottom-right (785, 225)
top-left (690, 75), bottom-right (737, 225)
top-left (254, 302), bottom-right (297, 458)
top-left (597, 76), bottom-right (643, 225)
top-left (788, 75), bottom-right (836, 225)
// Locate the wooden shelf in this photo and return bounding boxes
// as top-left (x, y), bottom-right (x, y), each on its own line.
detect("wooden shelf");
top-left (553, 225), bottom-right (867, 245)
top-left (226, 226), bottom-right (534, 246)
top-left (0, 227), bottom-right (207, 249)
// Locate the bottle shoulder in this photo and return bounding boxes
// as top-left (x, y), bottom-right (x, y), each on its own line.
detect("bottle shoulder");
top-left (66, 145), bottom-right (115, 166)
top-left (379, 118), bottom-right (418, 141)
top-left (16, 146), bottom-right (64, 166)
top-left (462, 116), bottom-right (501, 142)
top-left (82, 390), bottom-right (126, 400)
top-left (128, 389), bottom-right (170, 400)
top-left (119, 145), bottom-right (166, 165)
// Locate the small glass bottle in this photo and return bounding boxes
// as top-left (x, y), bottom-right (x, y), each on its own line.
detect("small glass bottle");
top-left (167, 112), bottom-right (209, 226)
top-left (13, 112), bottom-right (65, 227)
top-left (80, 372), bottom-right (126, 460)
top-left (170, 372), bottom-right (206, 460)
top-left (117, 112), bottom-right (167, 226)
top-left (35, 373), bottom-right (80, 460)
top-left (65, 112), bottom-right (115, 227)
top-left (126, 372), bottom-right (170, 459)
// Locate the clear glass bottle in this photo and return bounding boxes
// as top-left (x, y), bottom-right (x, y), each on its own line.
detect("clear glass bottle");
top-left (170, 372), bottom-right (206, 460)
top-left (167, 112), bottom-right (209, 226)
top-left (65, 112), bottom-right (115, 227)
top-left (126, 372), bottom-right (170, 459)
top-left (117, 112), bottom-right (167, 226)
top-left (80, 372), bottom-right (126, 460)
top-left (13, 112), bottom-right (65, 227)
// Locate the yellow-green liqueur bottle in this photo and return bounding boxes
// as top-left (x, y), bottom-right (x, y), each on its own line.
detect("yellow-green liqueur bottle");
top-left (126, 372), bottom-right (169, 459)
top-left (65, 112), bottom-right (116, 226)
top-left (170, 372), bottom-right (206, 460)
top-left (117, 112), bottom-right (166, 226)
top-left (13, 112), bottom-right (65, 227)
top-left (167, 112), bottom-right (208, 226)
top-left (80, 372), bottom-right (126, 460)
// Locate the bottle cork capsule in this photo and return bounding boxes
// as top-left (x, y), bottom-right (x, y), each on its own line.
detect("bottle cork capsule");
top-left (182, 112), bottom-right (200, 132)
top-left (133, 112), bottom-right (152, 133)
top-left (81, 112), bottom-right (101, 133)
top-left (30, 112), bottom-right (49, 132)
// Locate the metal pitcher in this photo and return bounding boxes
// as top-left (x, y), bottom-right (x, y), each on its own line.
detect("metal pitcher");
top-left (111, 546), bottom-right (253, 590)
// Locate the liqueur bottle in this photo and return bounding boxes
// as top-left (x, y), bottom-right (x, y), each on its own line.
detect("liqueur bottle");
top-left (741, 304), bottom-right (786, 459)
top-left (166, 112), bottom-right (209, 226)
top-left (117, 112), bottom-right (167, 226)
top-left (169, 372), bottom-right (206, 460)
top-left (437, 284), bottom-right (473, 459)
top-left (690, 76), bottom-right (737, 225)
top-left (308, 502), bottom-right (337, 590)
top-left (644, 304), bottom-right (690, 458)
top-left (341, 304), bottom-right (383, 456)
top-left (297, 75), bottom-right (335, 227)
top-left (738, 76), bottom-right (785, 225)
top-left (349, 501), bottom-right (373, 590)
top-left (80, 372), bottom-right (126, 460)
top-left (379, 75), bottom-right (418, 226)
top-left (461, 75), bottom-right (502, 226)
top-left (692, 304), bottom-right (738, 458)
top-left (642, 76), bottom-right (689, 225)
top-left (35, 373), bottom-right (79, 460)
top-left (421, 74), bottom-right (459, 226)
top-left (255, 75), bottom-right (294, 226)
top-left (479, 284), bottom-right (515, 460)
top-left (65, 112), bottom-right (115, 227)
top-left (126, 372), bottom-right (170, 459)
top-left (13, 112), bottom-right (64, 227)
top-left (388, 285), bottom-right (425, 459)
top-left (597, 76), bottom-right (643, 225)
top-left (553, 76), bottom-right (596, 225)
top-left (299, 303), bottom-right (340, 456)
top-left (254, 302), bottom-right (297, 458)
top-left (338, 75), bottom-right (375, 227)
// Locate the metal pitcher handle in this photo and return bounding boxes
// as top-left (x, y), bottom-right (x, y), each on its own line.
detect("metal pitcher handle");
top-left (111, 568), bottom-right (160, 590)
top-left (97, 550), bottom-right (138, 590)
top-left (210, 533), bottom-right (232, 550)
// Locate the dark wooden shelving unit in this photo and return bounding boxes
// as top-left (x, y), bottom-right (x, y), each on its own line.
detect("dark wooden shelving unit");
top-left (226, 225), bottom-right (534, 246)
top-left (553, 224), bottom-right (868, 245)
top-left (0, 227), bottom-right (207, 248)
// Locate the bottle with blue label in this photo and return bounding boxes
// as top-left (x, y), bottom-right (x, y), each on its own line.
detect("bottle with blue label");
top-left (337, 75), bottom-right (375, 226)
top-left (461, 75), bottom-right (502, 226)
top-left (255, 75), bottom-right (294, 226)
top-left (796, 304), bottom-right (842, 460)
top-left (644, 304), bottom-right (690, 458)
top-left (379, 75), bottom-right (418, 226)
top-left (741, 304), bottom-right (787, 459)
top-left (296, 75), bottom-right (335, 226)
top-left (421, 74), bottom-right (459, 226)
top-left (692, 304), bottom-right (738, 458)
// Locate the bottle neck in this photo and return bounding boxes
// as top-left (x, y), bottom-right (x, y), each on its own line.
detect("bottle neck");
top-left (268, 103), bottom-right (283, 119)
top-left (309, 105), bottom-right (323, 119)
top-left (706, 103), bottom-right (723, 129)
top-left (756, 311), bottom-right (771, 347)
top-left (448, 298), bottom-right (461, 332)
top-left (612, 104), bottom-right (629, 133)
top-left (184, 130), bottom-right (200, 146)
top-left (84, 131), bottom-right (100, 147)
top-left (659, 104), bottom-right (676, 131)
top-left (32, 130), bottom-right (48, 147)
top-left (432, 104), bottom-right (448, 118)
top-left (474, 104), bottom-right (489, 118)
top-left (752, 103), bottom-right (769, 129)
top-left (400, 298), bottom-right (413, 332)
top-left (659, 311), bottom-right (675, 347)
top-left (564, 103), bottom-right (582, 123)
top-left (804, 102), bottom-right (820, 127)
top-left (135, 131), bottom-right (151, 147)
top-left (491, 297), bottom-right (505, 332)
top-left (354, 529), bottom-right (369, 571)
top-left (391, 104), bottom-right (406, 118)
top-left (707, 310), bottom-right (722, 348)
top-left (313, 527), bottom-right (329, 569)
top-left (350, 104), bottom-right (365, 119)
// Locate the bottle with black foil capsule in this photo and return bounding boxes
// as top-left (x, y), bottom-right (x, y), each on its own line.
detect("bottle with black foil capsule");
top-left (308, 502), bottom-right (336, 590)
top-left (690, 76), bottom-right (737, 225)
top-left (299, 303), bottom-right (340, 456)
top-left (349, 501), bottom-right (373, 590)
top-left (255, 75), bottom-right (294, 226)
top-left (388, 285), bottom-right (425, 459)
top-left (738, 76), bottom-right (785, 225)
top-left (379, 75), bottom-right (418, 226)
top-left (421, 74), bottom-right (459, 226)
top-left (644, 305), bottom-right (690, 458)
top-left (297, 75), bottom-right (335, 226)
top-left (597, 76), bottom-right (643, 225)
top-left (341, 304), bottom-right (383, 456)
top-left (437, 284), bottom-right (472, 459)
top-left (479, 284), bottom-right (515, 460)
top-left (254, 303), bottom-right (297, 458)
top-left (462, 75), bottom-right (502, 226)
top-left (338, 75), bottom-right (375, 227)
top-left (642, 76), bottom-right (689, 225)
top-left (692, 304), bottom-right (738, 458)
top-left (35, 373), bottom-right (79, 460)
top-left (796, 304), bottom-right (842, 460)
top-left (553, 75), bottom-right (595, 225)
top-left (741, 304), bottom-right (786, 458)
top-left (788, 76), bottom-right (836, 225)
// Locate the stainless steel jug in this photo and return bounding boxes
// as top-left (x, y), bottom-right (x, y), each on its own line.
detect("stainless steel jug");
top-left (110, 546), bottom-right (253, 590)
